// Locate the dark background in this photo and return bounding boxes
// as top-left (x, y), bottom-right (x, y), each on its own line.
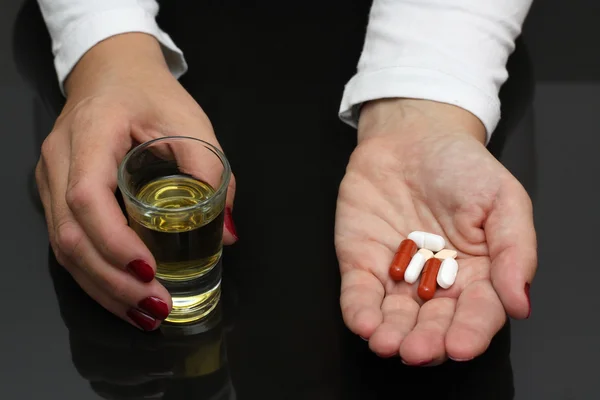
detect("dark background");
top-left (0, 1), bottom-right (598, 399)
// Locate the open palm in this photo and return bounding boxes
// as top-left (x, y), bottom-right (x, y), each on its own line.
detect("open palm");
top-left (335, 130), bottom-right (536, 365)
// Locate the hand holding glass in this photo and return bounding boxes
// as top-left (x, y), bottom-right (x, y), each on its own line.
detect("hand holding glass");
top-left (118, 136), bottom-right (231, 324)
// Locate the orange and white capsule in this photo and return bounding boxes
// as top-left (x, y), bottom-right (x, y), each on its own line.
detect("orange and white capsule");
top-left (389, 239), bottom-right (418, 281)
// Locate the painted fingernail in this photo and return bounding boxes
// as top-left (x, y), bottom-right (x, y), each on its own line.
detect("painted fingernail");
top-left (224, 207), bottom-right (238, 240)
top-left (525, 282), bottom-right (531, 318)
top-left (139, 296), bottom-right (170, 320)
top-left (127, 308), bottom-right (157, 331)
top-left (126, 259), bottom-right (155, 283)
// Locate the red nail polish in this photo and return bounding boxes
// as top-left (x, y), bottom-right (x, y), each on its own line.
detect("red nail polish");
top-left (127, 309), bottom-right (157, 331)
top-left (126, 260), bottom-right (154, 283)
top-left (525, 282), bottom-right (531, 318)
top-left (138, 297), bottom-right (170, 320)
top-left (224, 207), bottom-right (238, 240)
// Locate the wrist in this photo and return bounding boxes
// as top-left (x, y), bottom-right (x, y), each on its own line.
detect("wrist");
top-left (65, 33), bottom-right (173, 98)
top-left (357, 98), bottom-right (487, 145)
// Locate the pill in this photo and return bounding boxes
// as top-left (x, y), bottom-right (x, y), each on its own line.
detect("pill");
top-left (434, 249), bottom-right (458, 260)
top-left (437, 258), bottom-right (458, 289)
top-left (407, 231), bottom-right (446, 252)
top-left (417, 258), bottom-right (442, 301)
top-left (389, 239), bottom-right (418, 281)
top-left (404, 249), bottom-right (434, 284)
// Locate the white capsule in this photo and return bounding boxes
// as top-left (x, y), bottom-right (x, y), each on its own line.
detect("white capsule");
top-left (434, 249), bottom-right (458, 260)
top-left (407, 231), bottom-right (446, 252)
top-left (404, 249), bottom-right (434, 283)
top-left (437, 258), bottom-right (458, 289)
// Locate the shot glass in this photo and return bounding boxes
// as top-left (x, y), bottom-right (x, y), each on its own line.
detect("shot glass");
top-left (118, 136), bottom-right (231, 324)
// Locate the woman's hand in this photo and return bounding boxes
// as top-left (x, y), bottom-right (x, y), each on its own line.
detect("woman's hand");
top-left (36, 33), bottom-right (237, 331)
top-left (335, 99), bottom-right (536, 365)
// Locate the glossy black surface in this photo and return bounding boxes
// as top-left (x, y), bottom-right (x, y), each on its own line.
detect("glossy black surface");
top-left (1, 1), bottom-right (596, 398)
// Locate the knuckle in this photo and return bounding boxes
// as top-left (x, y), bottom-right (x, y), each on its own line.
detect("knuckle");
top-left (66, 180), bottom-right (93, 213)
top-left (40, 135), bottom-right (57, 163)
top-left (55, 220), bottom-right (84, 258)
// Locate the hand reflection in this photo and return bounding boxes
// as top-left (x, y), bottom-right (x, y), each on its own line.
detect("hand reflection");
top-left (48, 248), bottom-right (235, 400)
top-left (340, 321), bottom-right (515, 399)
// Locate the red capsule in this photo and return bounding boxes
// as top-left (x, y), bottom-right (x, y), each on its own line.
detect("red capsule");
top-left (418, 258), bottom-right (442, 301)
top-left (389, 239), bottom-right (418, 281)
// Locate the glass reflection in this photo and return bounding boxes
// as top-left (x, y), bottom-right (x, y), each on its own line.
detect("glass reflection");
top-left (49, 248), bottom-right (236, 400)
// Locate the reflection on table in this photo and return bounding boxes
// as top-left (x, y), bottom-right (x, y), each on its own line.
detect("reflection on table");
top-left (49, 248), bottom-right (236, 400)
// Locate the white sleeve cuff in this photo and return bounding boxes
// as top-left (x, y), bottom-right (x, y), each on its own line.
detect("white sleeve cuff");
top-left (339, 67), bottom-right (501, 143)
top-left (53, 8), bottom-right (187, 94)
top-left (339, 0), bottom-right (533, 145)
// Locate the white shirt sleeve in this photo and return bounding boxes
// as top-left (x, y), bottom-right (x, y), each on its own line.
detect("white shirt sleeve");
top-left (339, 0), bottom-right (533, 143)
top-left (36, 0), bottom-right (188, 94)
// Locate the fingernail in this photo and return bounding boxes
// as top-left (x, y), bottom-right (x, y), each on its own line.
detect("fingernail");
top-left (359, 336), bottom-right (368, 341)
top-left (139, 296), bottom-right (170, 320)
top-left (127, 308), bottom-right (157, 331)
top-left (525, 282), bottom-right (531, 318)
top-left (126, 259), bottom-right (155, 283)
top-left (224, 207), bottom-right (238, 240)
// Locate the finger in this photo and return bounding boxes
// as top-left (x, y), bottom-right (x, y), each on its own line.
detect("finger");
top-left (42, 137), bottom-right (172, 320)
top-left (445, 280), bottom-right (505, 361)
top-left (66, 127), bottom-right (157, 282)
top-left (399, 297), bottom-right (456, 365)
top-left (340, 269), bottom-right (384, 339)
top-left (65, 260), bottom-right (162, 331)
top-left (63, 223), bottom-right (172, 322)
top-left (486, 179), bottom-right (537, 319)
top-left (368, 294), bottom-right (419, 357)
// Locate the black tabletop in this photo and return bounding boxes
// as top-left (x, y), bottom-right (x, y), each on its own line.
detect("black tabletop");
top-left (1, 1), bottom-right (597, 399)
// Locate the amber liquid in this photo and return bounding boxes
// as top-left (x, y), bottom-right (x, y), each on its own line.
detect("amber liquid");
top-left (128, 174), bottom-right (224, 323)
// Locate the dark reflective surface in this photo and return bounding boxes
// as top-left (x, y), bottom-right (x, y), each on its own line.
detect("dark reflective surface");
top-left (2, 0), bottom-right (595, 398)
top-left (51, 248), bottom-right (235, 399)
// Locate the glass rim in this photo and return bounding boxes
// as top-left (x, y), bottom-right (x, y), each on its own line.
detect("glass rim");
top-left (117, 136), bottom-right (231, 213)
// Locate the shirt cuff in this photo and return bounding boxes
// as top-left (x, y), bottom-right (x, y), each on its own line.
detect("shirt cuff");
top-left (339, 67), bottom-right (500, 145)
top-left (53, 7), bottom-right (187, 94)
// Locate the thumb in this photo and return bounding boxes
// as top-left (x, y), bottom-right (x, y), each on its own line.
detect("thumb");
top-left (486, 178), bottom-right (537, 320)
